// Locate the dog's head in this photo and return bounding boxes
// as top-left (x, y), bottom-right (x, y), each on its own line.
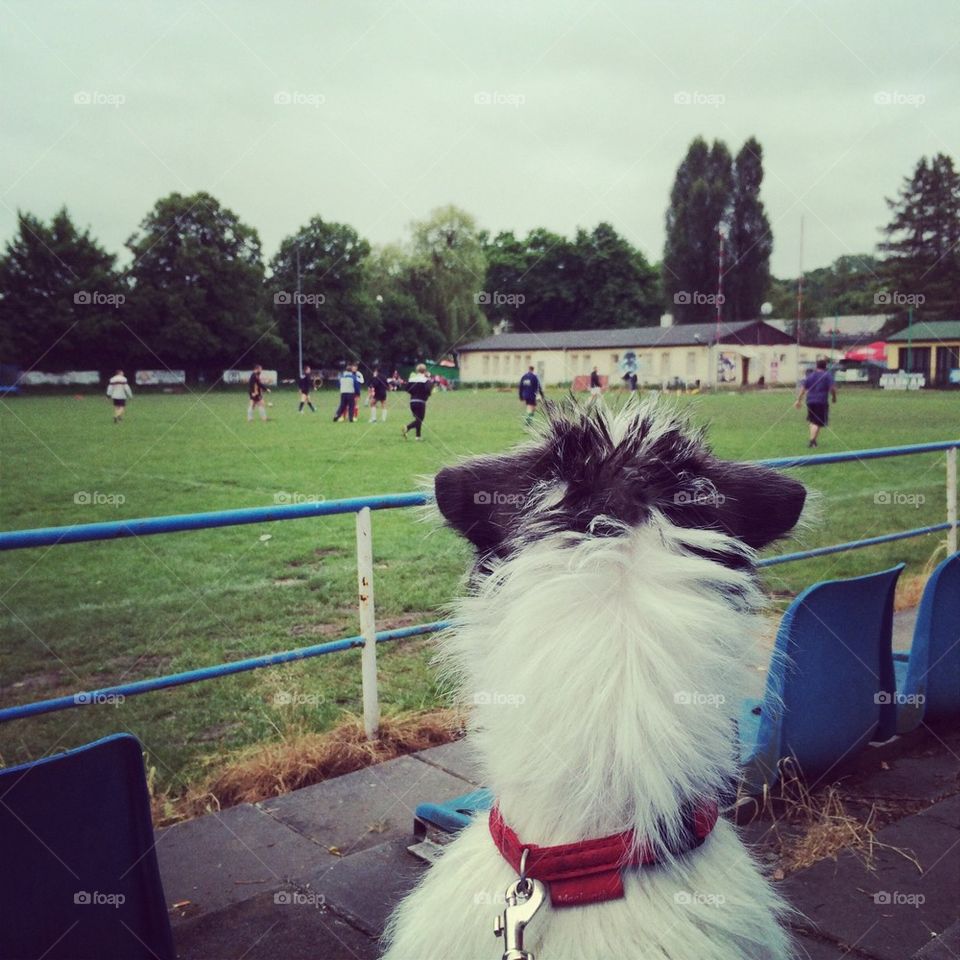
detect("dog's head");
top-left (434, 400), bottom-right (805, 562)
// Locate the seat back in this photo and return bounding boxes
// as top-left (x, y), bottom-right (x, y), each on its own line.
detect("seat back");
top-left (758, 564), bottom-right (903, 777)
top-left (0, 734), bottom-right (175, 960)
top-left (905, 552), bottom-right (960, 722)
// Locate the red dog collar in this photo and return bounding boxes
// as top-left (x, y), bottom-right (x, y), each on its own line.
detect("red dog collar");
top-left (488, 800), bottom-right (718, 907)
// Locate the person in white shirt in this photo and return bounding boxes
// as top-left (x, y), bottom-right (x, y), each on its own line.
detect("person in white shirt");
top-left (106, 370), bottom-right (133, 423)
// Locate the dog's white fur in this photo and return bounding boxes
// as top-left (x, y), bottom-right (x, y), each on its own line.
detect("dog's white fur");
top-left (382, 407), bottom-right (792, 960)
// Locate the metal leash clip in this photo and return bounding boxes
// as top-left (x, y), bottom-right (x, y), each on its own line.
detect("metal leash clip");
top-left (494, 850), bottom-right (546, 960)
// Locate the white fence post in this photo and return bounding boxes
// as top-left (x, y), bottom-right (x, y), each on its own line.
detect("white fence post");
top-left (356, 507), bottom-right (380, 739)
top-left (948, 447), bottom-right (958, 556)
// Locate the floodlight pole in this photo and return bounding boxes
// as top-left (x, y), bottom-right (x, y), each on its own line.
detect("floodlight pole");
top-left (296, 244), bottom-right (304, 379)
top-left (796, 215), bottom-right (804, 385)
top-left (715, 227), bottom-right (724, 387)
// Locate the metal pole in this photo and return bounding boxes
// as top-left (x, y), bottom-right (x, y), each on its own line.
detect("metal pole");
top-left (948, 447), bottom-right (958, 555)
top-left (356, 506), bottom-right (380, 739)
top-left (715, 227), bottom-right (724, 388)
top-left (796, 215), bottom-right (804, 385)
top-left (906, 306), bottom-right (913, 379)
top-left (296, 244), bottom-right (304, 378)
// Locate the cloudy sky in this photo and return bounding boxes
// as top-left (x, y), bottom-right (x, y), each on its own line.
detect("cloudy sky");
top-left (1, 0), bottom-right (957, 277)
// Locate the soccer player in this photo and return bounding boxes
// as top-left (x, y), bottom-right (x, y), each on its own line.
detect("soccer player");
top-left (106, 369), bottom-right (132, 423)
top-left (333, 364), bottom-right (357, 422)
top-left (518, 365), bottom-right (543, 425)
top-left (369, 367), bottom-right (389, 423)
top-left (794, 357), bottom-right (837, 447)
top-left (297, 365), bottom-right (316, 413)
top-left (589, 366), bottom-right (602, 396)
top-left (247, 365), bottom-right (270, 422)
top-left (352, 362), bottom-right (364, 422)
top-left (401, 364), bottom-right (433, 440)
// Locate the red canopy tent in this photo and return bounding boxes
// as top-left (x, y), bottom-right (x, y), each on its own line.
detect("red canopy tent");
top-left (844, 341), bottom-right (887, 362)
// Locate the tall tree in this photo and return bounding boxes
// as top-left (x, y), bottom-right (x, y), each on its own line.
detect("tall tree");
top-left (662, 138), bottom-right (734, 323)
top-left (0, 207), bottom-right (123, 370)
top-left (727, 137), bottom-right (772, 321)
top-left (879, 153), bottom-right (960, 321)
top-left (408, 205), bottom-right (488, 348)
top-left (571, 222), bottom-right (661, 328)
top-left (269, 217), bottom-right (380, 369)
top-left (126, 192), bottom-right (280, 376)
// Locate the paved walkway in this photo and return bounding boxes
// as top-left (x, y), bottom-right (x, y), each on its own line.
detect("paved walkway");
top-left (158, 720), bottom-right (959, 960)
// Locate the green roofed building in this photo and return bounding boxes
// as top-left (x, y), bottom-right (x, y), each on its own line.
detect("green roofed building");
top-left (886, 322), bottom-right (960, 386)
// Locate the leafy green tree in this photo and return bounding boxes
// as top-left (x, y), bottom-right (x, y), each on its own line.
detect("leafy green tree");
top-left (408, 205), bottom-right (488, 347)
top-left (879, 153), bottom-right (960, 321)
top-left (0, 207), bottom-right (123, 370)
top-left (126, 192), bottom-right (280, 376)
top-left (365, 244), bottom-right (443, 365)
top-left (727, 138), bottom-right (772, 321)
top-left (663, 138), bottom-right (733, 323)
top-left (768, 254), bottom-right (886, 320)
top-left (571, 222), bottom-right (661, 327)
top-left (269, 216), bottom-right (380, 370)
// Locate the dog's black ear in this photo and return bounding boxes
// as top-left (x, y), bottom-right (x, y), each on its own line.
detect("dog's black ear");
top-left (704, 461), bottom-right (806, 549)
top-left (434, 457), bottom-right (539, 555)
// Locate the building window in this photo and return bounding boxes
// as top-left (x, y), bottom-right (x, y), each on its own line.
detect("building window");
top-left (661, 352), bottom-right (670, 374)
top-left (611, 353), bottom-right (619, 366)
top-left (686, 352), bottom-right (696, 375)
top-left (492, 356), bottom-right (500, 376)
top-left (482, 355), bottom-right (489, 375)
top-left (583, 354), bottom-right (591, 367)
top-left (514, 354), bottom-right (521, 371)
top-left (525, 354), bottom-right (532, 367)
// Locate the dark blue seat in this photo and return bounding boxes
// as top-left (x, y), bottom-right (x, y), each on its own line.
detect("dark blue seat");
top-left (0, 733), bottom-right (175, 960)
top-left (740, 564), bottom-right (904, 794)
top-left (414, 788), bottom-right (493, 836)
top-left (894, 552), bottom-right (960, 734)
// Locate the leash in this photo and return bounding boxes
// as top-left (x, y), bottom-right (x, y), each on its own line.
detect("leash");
top-left (491, 800), bottom-right (719, 960)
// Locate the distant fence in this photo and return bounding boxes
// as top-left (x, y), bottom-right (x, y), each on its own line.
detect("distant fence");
top-left (0, 441), bottom-right (956, 737)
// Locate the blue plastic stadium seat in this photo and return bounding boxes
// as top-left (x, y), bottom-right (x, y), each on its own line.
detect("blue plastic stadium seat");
top-left (0, 733), bottom-right (175, 960)
top-left (414, 788), bottom-right (493, 835)
top-left (894, 552), bottom-right (960, 734)
top-left (739, 564), bottom-right (904, 795)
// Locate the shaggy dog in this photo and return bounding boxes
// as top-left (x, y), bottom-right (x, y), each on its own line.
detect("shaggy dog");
top-left (383, 400), bottom-right (806, 960)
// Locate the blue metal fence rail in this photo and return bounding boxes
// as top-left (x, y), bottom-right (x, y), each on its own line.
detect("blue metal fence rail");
top-left (0, 440), bottom-right (957, 729)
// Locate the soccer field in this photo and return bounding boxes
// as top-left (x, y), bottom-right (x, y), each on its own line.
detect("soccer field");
top-left (0, 386), bottom-right (956, 802)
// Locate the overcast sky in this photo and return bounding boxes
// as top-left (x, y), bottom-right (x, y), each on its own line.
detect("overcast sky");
top-left (1, 1), bottom-right (957, 278)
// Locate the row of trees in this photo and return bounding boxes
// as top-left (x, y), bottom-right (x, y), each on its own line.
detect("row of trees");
top-left (1, 146), bottom-right (956, 373)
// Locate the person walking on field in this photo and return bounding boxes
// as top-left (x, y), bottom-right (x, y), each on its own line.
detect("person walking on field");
top-left (369, 368), bottom-right (389, 423)
top-left (352, 362), bottom-right (365, 422)
top-left (333, 364), bottom-right (357, 422)
top-left (795, 357), bottom-right (837, 448)
top-left (247, 365), bottom-right (270, 422)
top-left (106, 369), bottom-right (132, 423)
top-left (401, 363), bottom-right (433, 441)
top-left (518, 365), bottom-right (543, 425)
top-left (297, 365), bottom-right (316, 414)
top-left (589, 366), bottom-right (602, 396)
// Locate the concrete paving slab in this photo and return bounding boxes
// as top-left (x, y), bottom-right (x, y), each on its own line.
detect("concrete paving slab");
top-left (917, 793), bottom-right (960, 829)
top-left (156, 803), bottom-right (324, 922)
top-left (914, 919), bottom-right (960, 959)
top-left (258, 755), bottom-right (473, 858)
top-left (415, 739), bottom-right (483, 785)
top-left (306, 839), bottom-right (427, 938)
top-left (791, 933), bottom-right (864, 959)
top-left (841, 751), bottom-right (960, 807)
top-left (173, 888), bottom-right (379, 960)
top-left (783, 803), bottom-right (960, 960)
top-left (893, 608), bottom-right (918, 652)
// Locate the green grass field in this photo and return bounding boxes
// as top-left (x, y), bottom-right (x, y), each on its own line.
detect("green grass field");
top-left (0, 386), bottom-right (956, 801)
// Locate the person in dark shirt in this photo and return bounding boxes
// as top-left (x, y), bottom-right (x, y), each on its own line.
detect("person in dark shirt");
top-left (297, 365), bottom-right (316, 414)
top-left (351, 361), bottom-right (364, 422)
top-left (333, 365), bottom-right (357, 422)
top-left (518, 366), bottom-right (543, 425)
top-left (401, 364), bottom-right (433, 440)
top-left (369, 368), bottom-right (389, 423)
top-left (247, 365), bottom-right (270, 422)
top-left (794, 358), bottom-right (837, 447)
top-left (589, 367), bottom-right (602, 396)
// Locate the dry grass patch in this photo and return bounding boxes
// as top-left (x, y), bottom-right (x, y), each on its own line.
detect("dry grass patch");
top-left (152, 707), bottom-right (466, 826)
